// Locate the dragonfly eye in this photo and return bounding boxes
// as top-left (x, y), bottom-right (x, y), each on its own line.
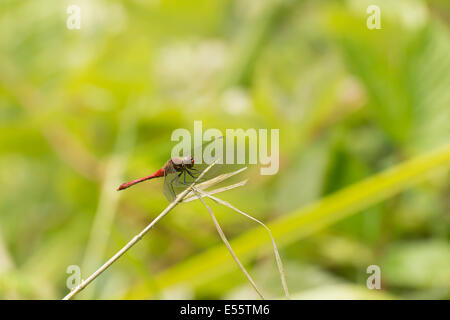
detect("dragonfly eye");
top-left (190, 156), bottom-right (194, 164)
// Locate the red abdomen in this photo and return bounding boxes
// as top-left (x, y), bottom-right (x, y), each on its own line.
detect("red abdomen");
top-left (117, 168), bottom-right (165, 191)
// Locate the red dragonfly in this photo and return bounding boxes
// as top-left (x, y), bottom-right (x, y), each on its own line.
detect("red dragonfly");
top-left (117, 136), bottom-right (235, 201)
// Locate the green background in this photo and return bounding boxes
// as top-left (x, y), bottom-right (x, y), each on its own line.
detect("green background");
top-left (0, 0), bottom-right (449, 299)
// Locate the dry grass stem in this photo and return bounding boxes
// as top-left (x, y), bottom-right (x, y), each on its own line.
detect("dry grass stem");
top-left (182, 167), bottom-right (247, 199)
top-left (182, 180), bottom-right (248, 203)
top-left (62, 160), bottom-right (218, 300)
top-left (192, 187), bottom-right (265, 300)
top-left (195, 189), bottom-right (290, 299)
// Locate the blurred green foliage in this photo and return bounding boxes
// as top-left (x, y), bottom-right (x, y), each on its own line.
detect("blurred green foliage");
top-left (0, 0), bottom-right (449, 299)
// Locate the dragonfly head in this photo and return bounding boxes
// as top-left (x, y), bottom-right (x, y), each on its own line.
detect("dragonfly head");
top-left (180, 155), bottom-right (194, 168)
top-left (187, 155), bottom-right (194, 168)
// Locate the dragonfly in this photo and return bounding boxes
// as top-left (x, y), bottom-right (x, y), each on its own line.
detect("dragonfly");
top-left (117, 136), bottom-right (243, 201)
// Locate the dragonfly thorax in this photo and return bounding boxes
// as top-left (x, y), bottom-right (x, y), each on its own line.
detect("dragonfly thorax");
top-left (171, 155), bottom-right (194, 171)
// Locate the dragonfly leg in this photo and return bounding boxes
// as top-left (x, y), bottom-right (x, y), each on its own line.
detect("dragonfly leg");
top-left (178, 170), bottom-right (198, 186)
top-left (188, 168), bottom-right (202, 177)
top-left (191, 168), bottom-right (205, 178)
top-left (171, 172), bottom-right (182, 185)
top-left (186, 169), bottom-right (196, 179)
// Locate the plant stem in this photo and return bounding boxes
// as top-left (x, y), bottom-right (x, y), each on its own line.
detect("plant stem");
top-left (195, 189), bottom-right (290, 299)
top-left (62, 160), bottom-right (218, 300)
top-left (192, 187), bottom-right (265, 300)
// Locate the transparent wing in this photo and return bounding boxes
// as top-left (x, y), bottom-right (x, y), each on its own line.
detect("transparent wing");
top-left (162, 136), bottom-right (246, 201)
top-left (163, 171), bottom-right (178, 202)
